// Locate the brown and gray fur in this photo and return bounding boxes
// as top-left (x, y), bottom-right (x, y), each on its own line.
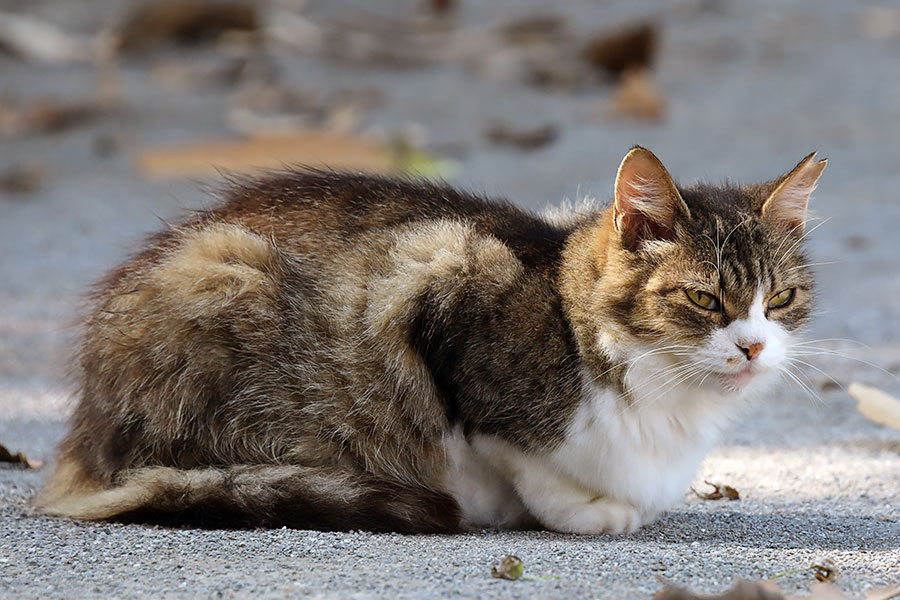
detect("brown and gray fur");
top-left (37, 147), bottom-right (823, 532)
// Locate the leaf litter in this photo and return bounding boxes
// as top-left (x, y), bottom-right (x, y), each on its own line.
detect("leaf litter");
top-left (490, 555), bottom-right (559, 582)
top-left (848, 383), bottom-right (900, 431)
top-left (0, 164), bottom-right (44, 196)
top-left (656, 579), bottom-right (899, 600)
top-left (658, 556), bottom-right (899, 600)
top-left (603, 67), bottom-right (667, 122)
top-left (692, 480), bottom-right (740, 501)
top-left (483, 119), bottom-right (558, 151)
top-left (0, 443), bottom-right (43, 469)
top-left (582, 21), bottom-right (658, 77)
top-left (491, 555), bottom-right (524, 580)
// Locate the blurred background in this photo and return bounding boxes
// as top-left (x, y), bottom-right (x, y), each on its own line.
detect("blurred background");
top-left (2, 2), bottom-right (900, 598)
top-left (1, 0), bottom-right (900, 425)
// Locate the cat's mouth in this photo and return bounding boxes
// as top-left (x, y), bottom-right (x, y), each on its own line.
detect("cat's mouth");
top-left (716, 365), bottom-right (757, 391)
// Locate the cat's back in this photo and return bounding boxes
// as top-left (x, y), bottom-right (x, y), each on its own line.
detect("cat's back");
top-left (89, 171), bottom-right (574, 333)
top-left (198, 171), bottom-right (572, 271)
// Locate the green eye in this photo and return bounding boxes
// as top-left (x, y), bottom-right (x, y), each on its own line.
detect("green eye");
top-left (686, 289), bottom-right (721, 311)
top-left (768, 288), bottom-right (795, 309)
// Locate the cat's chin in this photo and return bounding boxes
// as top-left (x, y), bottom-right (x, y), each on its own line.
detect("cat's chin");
top-left (708, 365), bottom-right (777, 398)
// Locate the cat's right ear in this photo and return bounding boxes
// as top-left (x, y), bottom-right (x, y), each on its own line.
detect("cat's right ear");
top-left (758, 152), bottom-right (827, 236)
top-left (613, 147), bottom-right (691, 252)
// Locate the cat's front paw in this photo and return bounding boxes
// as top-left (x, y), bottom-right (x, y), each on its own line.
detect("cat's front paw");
top-left (545, 497), bottom-right (643, 535)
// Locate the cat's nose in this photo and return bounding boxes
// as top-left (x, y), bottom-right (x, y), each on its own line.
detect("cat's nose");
top-left (737, 341), bottom-right (764, 361)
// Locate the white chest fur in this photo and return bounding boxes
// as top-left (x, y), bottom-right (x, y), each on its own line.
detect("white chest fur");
top-left (549, 364), bottom-right (735, 516)
top-left (444, 356), bottom-right (743, 532)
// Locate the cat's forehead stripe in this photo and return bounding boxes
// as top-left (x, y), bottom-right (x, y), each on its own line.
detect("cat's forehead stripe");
top-left (709, 221), bottom-right (774, 319)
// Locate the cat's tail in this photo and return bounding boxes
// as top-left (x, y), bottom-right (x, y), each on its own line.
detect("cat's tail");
top-left (35, 458), bottom-right (461, 533)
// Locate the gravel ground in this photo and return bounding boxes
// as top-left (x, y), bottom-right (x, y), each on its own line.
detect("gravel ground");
top-left (1, 0), bottom-right (899, 598)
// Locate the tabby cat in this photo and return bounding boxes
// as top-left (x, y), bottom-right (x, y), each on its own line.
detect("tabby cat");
top-left (37, 147), bottom-right (825, 534)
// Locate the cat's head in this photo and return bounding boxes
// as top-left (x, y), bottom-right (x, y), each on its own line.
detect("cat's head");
top-left (592, 147), bottom-right (826, 398)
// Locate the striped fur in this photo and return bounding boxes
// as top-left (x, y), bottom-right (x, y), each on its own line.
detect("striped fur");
top-left (37, 148), bottom-right (825, 533)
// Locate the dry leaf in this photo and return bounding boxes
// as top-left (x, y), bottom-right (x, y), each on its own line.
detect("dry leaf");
top-left (866, 586), bottom-right (900, 600)
top-left (491, 555), bottom-right (524, 580)
top-left (138, 132), bottom-right (395, 177)
top-left (848, 383), bottom-right (900, 431)
top-left (429, 0), bottom-right (456, 14)
top-left (118, 0), bottom-right (259, 52)
top-left (483, 120), bottom-right (558, 151)
top-left (116, 0), bottom-right (259, 53)
top-left (811, 559), bottom-right (837, 583)
top-left (655, 579), bottom-right (896, 600)
top-left (0, 11), bottom-right (97, 64)
top-left (0, 164), bottom-right (43, 195)
top-left (654, 579), bottom-right (860, 600)
top-left (604, 68), bottom-right (666, 122)
top-left (138, 131), bottom-right (452, 179)
top-left (498, 15), bottom-right (568, 45)
top-left (0, 443), bottom-right (43, 469)
top-left (692, 480), bottom-right (740, 501)
top-left (0, 98), bottom-right (104, 139)
top-left (582, 22), bottom-right (658, 77)
top-left (819, 379), bottom-right (841, 392)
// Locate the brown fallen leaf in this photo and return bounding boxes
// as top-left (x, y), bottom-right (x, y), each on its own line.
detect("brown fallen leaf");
top-left (137, 130), bottom-right (452, 179)
top-left (848, 383), bottom-right (900, 431)
top-left (811, 559), bottom-right (837, 583)
top-left (428, 0), bottom-right (457, 14)
top-left (819, 379), bottom-right (841, 392)
top-left (604, 68), bottom-right (666, 122)
top-left (692, 480), bottom-right (740, 501)
top-left (658, 579), bottom-right (896, 600)
top-left (0, 97), bottom-right (105, 139)
top-left (498, 15), bottom-right (568, 45)
top-left (483, 120), bottom-right (558, 151)
top-left (0, 443), bottom-right (43, 469)
top-left (491, 555), bottom-right (524, 580)
top-left (524, 53), bottom-right (589, 91)
top-left (138, 132), bottom-right (394, 178)
top-left (116, 0), bottom-right (259, 53)
top-left (583, 22), bottom-right (658, 77)
top-left (0, 164), bottom-right (43, 195)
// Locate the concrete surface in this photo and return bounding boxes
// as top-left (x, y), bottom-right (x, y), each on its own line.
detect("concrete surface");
top-left (1, 0), bottom-right (899, 597)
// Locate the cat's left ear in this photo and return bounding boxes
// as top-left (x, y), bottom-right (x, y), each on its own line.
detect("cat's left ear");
top-left (614, 146), bottom-right (691, 252)
top-left (759, 152), bottom-right (827, 234)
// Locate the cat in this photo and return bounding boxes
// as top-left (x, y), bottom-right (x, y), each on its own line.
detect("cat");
top-left (36, 147), bottom-right (826, 534)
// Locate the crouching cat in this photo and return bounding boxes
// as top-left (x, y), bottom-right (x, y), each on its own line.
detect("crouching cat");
top-left (37, 147), bottom-right (826, 534)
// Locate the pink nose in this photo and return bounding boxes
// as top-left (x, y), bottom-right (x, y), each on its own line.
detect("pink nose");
top-left (737, 341), bottom-right (764, 361)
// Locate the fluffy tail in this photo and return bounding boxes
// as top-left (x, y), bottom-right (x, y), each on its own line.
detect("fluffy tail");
top-left (36, 459), bottom-right (461, 533)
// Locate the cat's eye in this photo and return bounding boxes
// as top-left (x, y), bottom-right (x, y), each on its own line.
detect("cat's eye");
top-left (768, 288), bottom-right (795, 309)
top-left (685, 289), bottom-right (720, 311)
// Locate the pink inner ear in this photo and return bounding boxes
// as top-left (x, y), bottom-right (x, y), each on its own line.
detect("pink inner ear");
top-left (616, 202), bottom-right (673, 248)
top-left (766, 197), bottom-right (807, 232)
top-left (614, 156), bottom-right (682, 250)
top-left (763, 160), bottom-right (825, 233)
top-left (617, 174), bottom-right (675, 227)
top-left (613, 147), bottom-right (691, 251)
